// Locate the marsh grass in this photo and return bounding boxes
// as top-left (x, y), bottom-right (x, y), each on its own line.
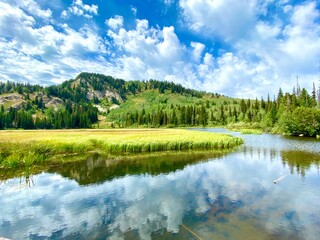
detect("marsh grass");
top-left (238, 129), bottom-right (263, 135)
top-left (227, 122), bottom-right (263, 134)
top-left (0, 129), bottom-right (243, 169)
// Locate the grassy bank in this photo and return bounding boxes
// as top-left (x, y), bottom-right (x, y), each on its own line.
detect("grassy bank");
top-left (227, 122), bottom-right (263, 134)
top-left (0, 129), bottom-right (243, 169)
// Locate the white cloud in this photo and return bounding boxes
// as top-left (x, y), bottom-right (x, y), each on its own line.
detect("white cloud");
top-left (62, 0), bottom-right (98, 19)
top-left (190, 42), bottom-right (205, 62)
top-left (201, 52), bottom-right (274, 98)
top-left (0, 2), bottom-right (111, 85)
top-left (131, 5), bottom-right (137, 16)
top-left (61, 10), bottom-right (68, 19)
top-left (0, 2), bottom-right (37, 45)
top-left (179, 0), bottom-right (262, 41)
top-left (233, 2), bottom-right (320, 92)
top-left (290, 2), bottom-right (319, 28)
top-left (3, 0), bottom-right (52, 19)
top-left (0, 0), bottom-right (319, 98)
top-left (106, 15), bottom-right (124, 30)
top-left (60, 24), bottom-right (107, 56)
top-left (106, 18), bottom-right (193, 85)
top-left (105, 16), bottom-right (280, 97)
top-left (178, 0), bottom-right (320, 97)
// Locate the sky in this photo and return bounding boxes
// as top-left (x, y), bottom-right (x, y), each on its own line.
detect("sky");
top-left (0, 0), bottom-right (319, 98)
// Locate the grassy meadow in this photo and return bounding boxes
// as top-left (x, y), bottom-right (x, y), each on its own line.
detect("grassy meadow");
top-left (0, 129), bottom-right (243, 169)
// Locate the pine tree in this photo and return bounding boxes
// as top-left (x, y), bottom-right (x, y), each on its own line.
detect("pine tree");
top-left (0, 106), bottom-right (4, 129)
top-left (200, 105), bottom-right (208, 127)
top-left (220, 105), bottom-right (225, 125)
top-left (267, 94), bottom-right (271, 111)
top-left (233, 106), bottom-right (238, 123)
top-left (277, 88), bottom-right (284, 106)
top-left (180, 106), bottom-right (186, 125)
top-left (261, 97), bottom-right (266, 110)
top-left (171, 109), bottom-right (177, 126)
top-left (254, 98), bottom-right (259, 113)
top-left (240, 99), bottom-right (247, 114)
top-left (247, 110), bottom-right (252, 122)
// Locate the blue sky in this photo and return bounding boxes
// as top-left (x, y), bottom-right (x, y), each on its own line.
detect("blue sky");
top-left (0, 0), bottom-right (319, 98)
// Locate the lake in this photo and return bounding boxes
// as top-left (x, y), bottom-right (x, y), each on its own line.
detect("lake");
top-left (1, 129), bottom-right (320, 240)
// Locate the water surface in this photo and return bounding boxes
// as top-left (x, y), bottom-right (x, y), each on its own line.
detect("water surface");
top-left (1, 129), bottom-right (320, 240)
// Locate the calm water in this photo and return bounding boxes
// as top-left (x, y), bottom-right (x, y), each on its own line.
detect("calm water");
top-left (1, 129), bottom-right (320, 240)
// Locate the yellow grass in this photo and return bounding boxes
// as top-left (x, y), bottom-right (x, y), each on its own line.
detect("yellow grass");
top-left (0, 129), bottom-right (243, 169)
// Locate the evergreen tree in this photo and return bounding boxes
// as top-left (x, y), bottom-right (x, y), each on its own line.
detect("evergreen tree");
top-left (199, 105), bottom-right (208, 127)
top-left (220, 105), bottom-right (225, 125)
top-left (233, 106), bottom-right (238, 123)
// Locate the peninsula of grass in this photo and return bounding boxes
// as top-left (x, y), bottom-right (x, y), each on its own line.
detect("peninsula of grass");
top-left (237, 129), bottom-right (263, 134)
top-left (0, 129), bottom-right (243, 169)
top-left (227, 122), bottom-right (263, 135)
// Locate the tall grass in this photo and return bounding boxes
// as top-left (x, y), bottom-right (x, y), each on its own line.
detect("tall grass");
top-left (238, 129), bottom-right (263, 135)
top-left (227, 122), bottom-right (263, 134)
top-left (0, 129), bottom-right (243, 169)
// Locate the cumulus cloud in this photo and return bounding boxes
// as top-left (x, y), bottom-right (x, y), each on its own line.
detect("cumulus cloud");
top-left (0, 0), bottom-right (319, 98)
top-left (106, 15), bottom-right (124, 30)
top-left (105, 18), bottom-right (200, 87)
top-left (61, 0), bottom-right (98, 19)
top-left (190, 42), bottom-right (205, 62)
top-left (0, 2), bottom-right (111, 85)
top-left (2, 0), bottom-right (52, 19)
top-left (104, 15), bottom-right (281, 97)
top-left (178, 0), bottom-right (320, 97)
top-left (179, 0), bottom-right (262, 41)
top-left (233, 1), bottom-right (320, 95)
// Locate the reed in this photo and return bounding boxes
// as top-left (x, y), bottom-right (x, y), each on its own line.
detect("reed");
top-left (0, 129), bottom-right (243, 169)
top-left (238, 129), bottom-right (263, 135)
top-left (227, 122), bottom-right (263, 134)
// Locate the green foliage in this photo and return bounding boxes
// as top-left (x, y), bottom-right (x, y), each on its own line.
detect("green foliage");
top-left (278, 107), bottom-right (320, 137)
top-left (0, 72), bottom-right (213, 129)
top-left (1, 73), bottom-right (320, 137)
top-left (0, 81), bottom-right (43, 95)
top-left (104, 81), bottom-right (320, 137)
top-left (0, 102), bottom-right (98, 129)
top-left (106, 89), bottom-right (236, 128)
top-left (238, 129), bottom-right (263, 134)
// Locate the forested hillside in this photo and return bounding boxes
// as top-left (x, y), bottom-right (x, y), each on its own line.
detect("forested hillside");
top-left (107, 82), bottom-right (320, 137)
top-left (0, 73), bottom-right (320, 137)
top-left (0, 73), bottom-right (207, 129)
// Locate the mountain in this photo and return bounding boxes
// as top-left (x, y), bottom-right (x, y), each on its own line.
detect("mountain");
top-left (2, 72), bottom-right (318, 137)
top-left (0, 72), bottom-right (231, 129)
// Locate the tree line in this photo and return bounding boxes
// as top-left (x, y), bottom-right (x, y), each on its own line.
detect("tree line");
top-left (0, 72), bottom-right (216, 130)
top-left (111, 82), bottom-right (320, 137)
top-left (0, 102), bottom-right (98, 129)
top-left (112, 104), bottom-right (208, 128)
top-left (1, 72), bottom-right (319, 136)
top-left (0, 81), bottom-right (43, 95)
